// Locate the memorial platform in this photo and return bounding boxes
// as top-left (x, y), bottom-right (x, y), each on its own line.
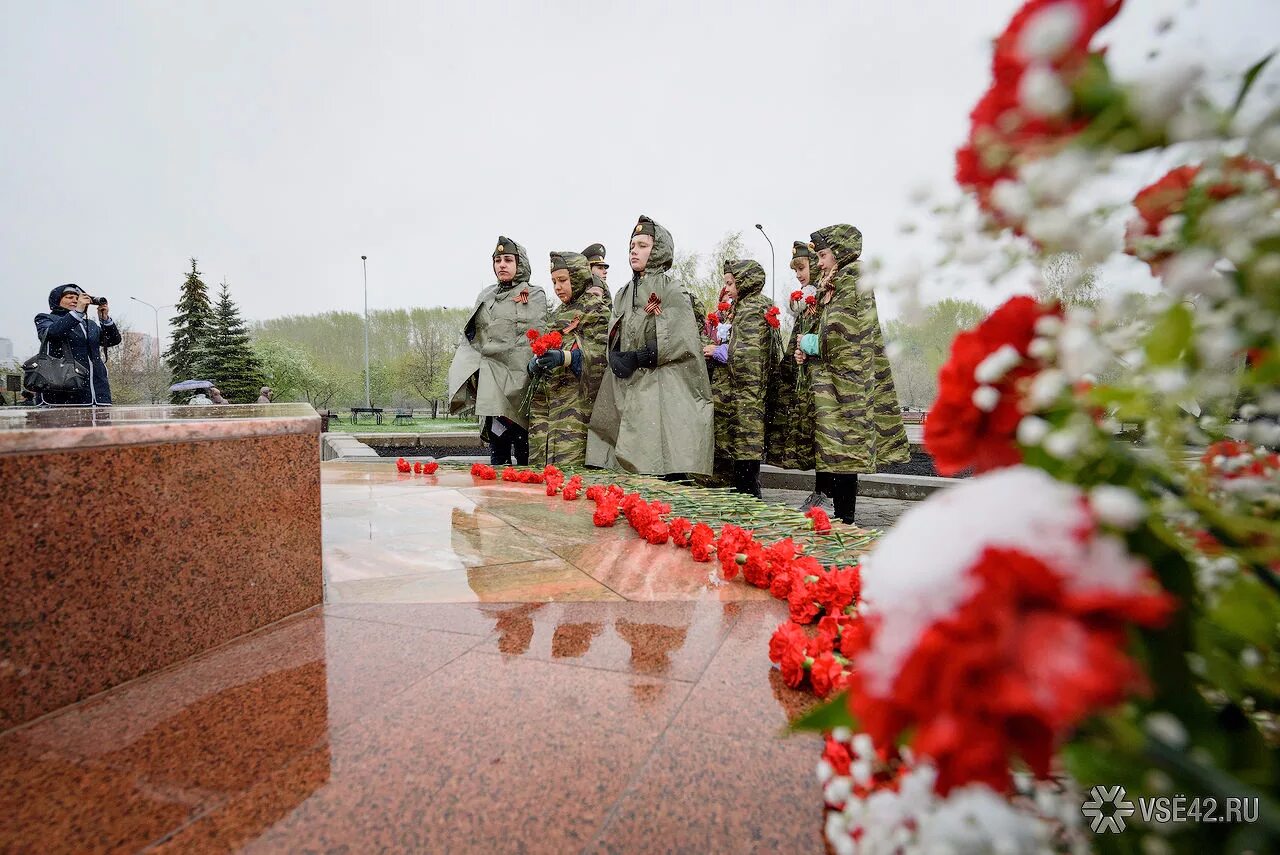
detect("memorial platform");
top-left (0, 456), bottom-right (883, 853)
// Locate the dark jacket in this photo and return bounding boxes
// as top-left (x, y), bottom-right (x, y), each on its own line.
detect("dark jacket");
top-left (33, 308), bottom-right (121, 405)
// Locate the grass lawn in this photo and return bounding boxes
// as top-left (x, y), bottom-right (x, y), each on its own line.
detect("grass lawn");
top-left (333, 414), bottom-right (479, 433)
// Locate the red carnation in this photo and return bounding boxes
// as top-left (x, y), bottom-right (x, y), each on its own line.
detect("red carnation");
top-left (847, 546), bottom-right (1174, 795)
top-left (768, 621), bottom-right (810, 664)
top-left (501, 466), bottom-right (518, 482)
top-left (396, 457), bottom-right (411, 473)
top-left (717, 524), bottom-right (754, 580)
top-left (717, 301), bottom-right (731, 312)
top-left (668, 517), bottom-right (693, 547)
top-left (585, 484), bottom-right (604, 501)
top-left (788, 576), bottom-right (822, 624)
top-left (689, 523), bottom-right (716, 562)
top-left (778, 643), bottom-right (809, 689)
top-left (422, 461), bottom-right (438, 475)
top-left (593, 499), bottom-right (620, 527)
top-left (822, 736), bottom-right (853, 777)
top-left (525, 328), bottom-right (539, 343)
top-left (412, 461), bottom-right (423, 474)
top-left (765, 306), bottom-right (781, 329)
top-left (644, 520), bottom-right (670, 545)
top-left (470, 462), bottom-right (496, 480)
top-left (924, 295), bottom-right (1060, 476)
top-left (804, 295), bottom-right (817, 307)
top-left (805, 506), bottom-right (832, 533)
top-left (790, 289), bottom-right (803, 301)
top-left (809, 652), bottom-right (846, 699)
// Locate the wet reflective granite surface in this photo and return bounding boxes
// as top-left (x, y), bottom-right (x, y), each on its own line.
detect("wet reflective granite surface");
top-left (1, 462), bottom-right (825, 853)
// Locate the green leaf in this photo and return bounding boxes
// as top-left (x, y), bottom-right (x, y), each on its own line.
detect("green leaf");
top-left (1230, 51), bottom-right (1276, 118)
top-left (1209, 574), bottom-right (1280, 648)
top-left (789, 690), bottom-right (859, 733)
top-left (1144, 302), bottom-right (1193, 365)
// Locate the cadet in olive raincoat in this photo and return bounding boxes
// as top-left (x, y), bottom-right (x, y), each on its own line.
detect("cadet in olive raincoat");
top-left (527, 251), bottom-right (610, 468)
top-left (587, 215), bottom-right (713, 477)
top-left (766, 242), bottom-right (822, 501)
top-left (448, 236), bottom-right (549, 465)
top-left (795, 224), bottom-right (909, 523)
top-left (716, 259), bottom-right (778, 497)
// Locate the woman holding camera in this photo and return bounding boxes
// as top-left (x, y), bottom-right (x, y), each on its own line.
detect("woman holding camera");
top-left (33, 284), bottom-right (121, 405)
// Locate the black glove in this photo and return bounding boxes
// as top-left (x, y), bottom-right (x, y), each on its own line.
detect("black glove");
top-left (526, 356), bottom-right (541, 377)
top-left (608, 350), bottom-right (640, 379)
top-left (636, 343), bottom-right (657, 369)
top-left (535, 350), bottom-right (564, 372)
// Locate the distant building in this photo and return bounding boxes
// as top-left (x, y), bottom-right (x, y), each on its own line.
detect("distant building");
top-left (0, 338), bottom-right (12, 360)
top-left (121, 331), bottom-right (158, 363)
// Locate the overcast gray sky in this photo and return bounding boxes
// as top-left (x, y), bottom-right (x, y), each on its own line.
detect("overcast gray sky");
top-left (3, 0), bottom-right (1277, 355)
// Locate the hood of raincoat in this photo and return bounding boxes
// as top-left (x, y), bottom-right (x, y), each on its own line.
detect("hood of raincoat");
top-left (632, 214), bottom-right (673, 275)
top-left (550, 251), bottom-right (593, 302)
top-left (810, 224), bottom-right (863, 270)
top-left (733, 260), bottom-right (766, 301)
top-left (492, 235), bottom-right (531, 291)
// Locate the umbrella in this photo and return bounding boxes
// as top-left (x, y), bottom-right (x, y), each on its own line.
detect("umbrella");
top-left (169, 379), bottom-right (214, 392)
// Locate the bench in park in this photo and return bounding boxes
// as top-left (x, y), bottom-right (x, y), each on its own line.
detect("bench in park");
top-left (350, 407), bottom-right (384, 425)
top-left (393, 410), bottom-right (415, 425)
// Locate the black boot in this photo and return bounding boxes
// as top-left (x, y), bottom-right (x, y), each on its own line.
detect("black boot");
top-left (732, 460), bottom-right (762, 499)
top-left (832, 473), bottom-right (859, 525)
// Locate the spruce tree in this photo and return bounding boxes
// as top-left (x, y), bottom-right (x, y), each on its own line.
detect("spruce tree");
top-left (204, 281), bottom-right (265, 403)
top-left (165, 258), bottom-right (214, 401)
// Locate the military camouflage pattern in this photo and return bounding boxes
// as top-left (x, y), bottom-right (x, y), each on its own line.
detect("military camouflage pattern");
top-left (447, 237), bottom-right (549, 430)
top-left (529, 251), bottom-right (611, 468)
top-left (807, 224), bottom-right (909, 474)
top-left (766, 249), bottom-right (818, 470)
top-left (587, 215), bottom-right (713, 476)
top-left (588, 271), bottom-right (611, 302)
top-left (710, 260), bottom-right (742, 472)
top-left (719, 259), bottom-right (777, 461)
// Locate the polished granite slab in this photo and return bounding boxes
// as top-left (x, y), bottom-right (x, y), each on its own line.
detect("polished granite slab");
top-left (1, 405), bottom-right (322, 729)
top-left (0, 460), bottom-right (853, 852)
top-left (1, 600), bottom-right (823, 853)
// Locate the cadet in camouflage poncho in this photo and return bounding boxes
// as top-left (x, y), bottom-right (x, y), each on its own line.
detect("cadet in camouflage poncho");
top-left (717, 259), bottom-right (778, 497)
top-left (587, 215), bottom-right (713, 476)
top-left (527, 251), bottom-right (610, 468)
top-left (706, 259), bottom-right (740, 485)
top-left (447, 236), bottom-right (549, 465)
top-left (766, 242), bottom-right (821, 490)
top-left (795, 224), bottom-right (910, 523)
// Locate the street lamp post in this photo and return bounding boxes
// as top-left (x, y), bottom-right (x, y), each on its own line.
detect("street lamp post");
top-left (755, 224), bottom-right (776, 302)
top-left (361, 255), bottom-right (371, 409)
top-left (130, 297), bottom-right (173, 404)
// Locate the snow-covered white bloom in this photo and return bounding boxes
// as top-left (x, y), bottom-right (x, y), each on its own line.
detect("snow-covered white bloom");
top-left (1017, 415), bottom-right (1052, 446)
top-left (1027, 335), bottom-right (1055, 360)
top-left (975, 343), bottom-right (1023, 384)
top-left (1017, 1), bottom-right (1082, 62)
top-left (972, 385), bottom-right (1001, 412)
top-left (991, 179), bottom-right (1033, 222)
top-left (1026, 368), bottom-right (1068, 410)
top-left (1025, 208), bottom-right (1076, 247)
top-left (1129, 64), bottom-right (1203, 130)
top-left (1144, 712), bottom-right (1189, 749)
top-left (1022, 149), bottom-right (1094, 203)
top-left (1043, 428), bottom-right (1081, 459)
top-left (1019, 65), bottom-right (1072, 118)
top-left (1034, 314), bottom-right (1063, 337)
top-left (1090, 485), bottom-right (1147, 529)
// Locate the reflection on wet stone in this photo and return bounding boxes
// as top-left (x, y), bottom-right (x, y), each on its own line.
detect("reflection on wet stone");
top-left (615, 618), bottom-right (690, 677)
top-left (486, 604), bottom-right (545, 655)
top-left (551, 623), bottom-right (605, 658)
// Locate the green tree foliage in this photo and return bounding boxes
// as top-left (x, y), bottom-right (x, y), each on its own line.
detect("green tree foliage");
top-left (165, 258), bottom-right (214, 400)
top-left (204, 282), bottom-right (265, 402)
top-left (884, 298), bottom-right (989, 408)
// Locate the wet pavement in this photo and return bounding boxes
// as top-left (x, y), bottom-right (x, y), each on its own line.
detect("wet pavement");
top-left (1, 463), bottom-right (833, 853)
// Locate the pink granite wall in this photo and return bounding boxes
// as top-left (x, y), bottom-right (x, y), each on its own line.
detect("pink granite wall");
top-left (1, 430), bottom-right (321, 729)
